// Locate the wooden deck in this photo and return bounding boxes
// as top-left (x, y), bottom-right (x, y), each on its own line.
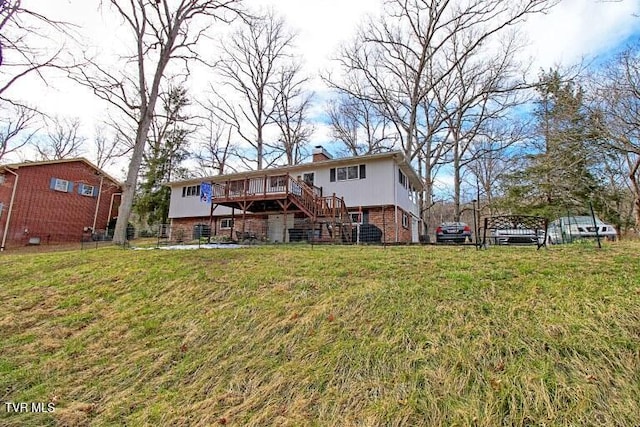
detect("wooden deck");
top-left (211, 173), bottom-right (353, 243)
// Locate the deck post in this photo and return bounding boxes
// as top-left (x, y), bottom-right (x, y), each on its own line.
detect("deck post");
top-left (263, 175), bottom-right (267, 197)
top-left (242, 202), bottom-right (247, 236)
top-left (208, 202), bottom-right (218, 243)
top-left (283, 205), bottom-right (288, 243)
top-left (231, 207), bottom-right (235, 240)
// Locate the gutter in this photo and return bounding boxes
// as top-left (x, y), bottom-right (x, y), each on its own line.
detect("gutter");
top-left (1, 168), bottom-right (19, 251)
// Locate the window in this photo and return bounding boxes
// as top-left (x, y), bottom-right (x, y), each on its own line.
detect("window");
top-left (336, 167), bottom-right (347, 181)
top-left (402, 212), bottom-right (409, 229)
top-left (349, 210), bottom-right (369, 224)
top-left (50, 177), bottom-right (72, 193)
top-left (0, 174), bottom-right (5, 185)
top-left (303, 173), bottom-right (314, 186)
top-left (347, 165), bottom-right (359, 180)
top-left (0, 202), bottom-right (4, 219)
top-left (399, 169), bottom-right (407, 188)
top-left (330, 164), bottom-right (366, 182)
top-left (408, 185), bottom-right (416, 202)
top-left (182, 185), bottom-right (201, 197)
top-left (220, 218), bottom-right (233, 229)
top-left (78, 183), bottom-right (96, 197)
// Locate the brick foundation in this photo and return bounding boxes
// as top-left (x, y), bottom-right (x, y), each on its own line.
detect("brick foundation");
top-left (171, 214), bottom-right (270, 241)
top-left (170, 204), bottom-right (414, 244)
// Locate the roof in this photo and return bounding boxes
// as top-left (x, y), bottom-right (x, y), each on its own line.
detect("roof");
top-left (0, 157), bottom-right (122, 186)
top-left (168, 150), bottom-right (424, 190)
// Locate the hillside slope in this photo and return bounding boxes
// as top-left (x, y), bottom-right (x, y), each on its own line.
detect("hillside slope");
top-left (1, 244), bottom-right (639, 426)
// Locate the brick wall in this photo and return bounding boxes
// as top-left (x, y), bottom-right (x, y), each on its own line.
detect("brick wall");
top-left (365, 205), bottom-right (411, 243)
top-left (0, 161), bottom-right (121, 249)
top-left (171, 214), bottom-right (269, 241)
top-left (169, 205), bottom-right (414, 244)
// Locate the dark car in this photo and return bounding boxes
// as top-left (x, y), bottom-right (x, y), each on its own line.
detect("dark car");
top-left (436, 222), bottom-right (472, 243)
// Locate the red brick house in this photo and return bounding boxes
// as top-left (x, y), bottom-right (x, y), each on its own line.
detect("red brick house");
top-left (0, 158), bottom-right (122, 250)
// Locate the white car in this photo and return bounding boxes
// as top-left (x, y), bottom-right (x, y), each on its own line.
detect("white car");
top-left (490, 227), bottom-right (543, 246)
top-left (547, 216), bottom-right (617, 244)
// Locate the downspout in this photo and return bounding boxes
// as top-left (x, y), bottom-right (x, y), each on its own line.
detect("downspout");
top-left (393, 165), bottom-right (398, 243)
top-left (1, 168), bottom-right (19, 251)
top-left (92, 175), bottom-right (105, 232)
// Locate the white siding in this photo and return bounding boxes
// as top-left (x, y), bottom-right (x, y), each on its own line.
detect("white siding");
top-left (167, 154), bottom-right (421, 219)
top-left (168, 186), bottom-right (235, 218)
top-left (394, 169), bottom-right (420, 217)
top-left (315, 158), bottom-right (396, 207)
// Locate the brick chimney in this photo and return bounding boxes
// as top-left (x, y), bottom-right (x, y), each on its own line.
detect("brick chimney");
top-left (312, 145), bottom-right (333, 162)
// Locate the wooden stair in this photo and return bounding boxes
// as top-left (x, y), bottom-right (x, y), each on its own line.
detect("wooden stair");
top-left (288, 179), bottom-right (352, 244)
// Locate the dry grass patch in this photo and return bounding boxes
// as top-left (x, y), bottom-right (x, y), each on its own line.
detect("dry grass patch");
top-left (1, 242), bottom-right (639, 426)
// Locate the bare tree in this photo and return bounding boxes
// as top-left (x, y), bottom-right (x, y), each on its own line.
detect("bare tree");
top-left (70, 0), bottom-right (243, 244)
top-left (273, 63), bottom-right (313, 165)
top-left (465, 121), bottom-right (527, 216)
top-left (437, 29), bottom-right (530, 220)
top-left (33, 116), bottom-right (85, 160)
top-left (0, 0), bottom-right (71, 106)
top-left (0, 104), bottom-right (37, 162)
top-left (327, 82), bottom-right (396, 156)
top-left (590, 43), bottom-right (640, 231)
top-left (326, 0), bottom-right (559, 234)
top-left (93, 125), bottom-right (126, 170)
top-left (193, 110), bottom-right (236, 176)
top-left (210, 9), bottom-right (298, 170)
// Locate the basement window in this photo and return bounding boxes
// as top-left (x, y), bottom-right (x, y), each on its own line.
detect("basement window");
top-left (402, 212), bottom-right (409, 229)
top-left (350, 210), bottom-right (369, 224)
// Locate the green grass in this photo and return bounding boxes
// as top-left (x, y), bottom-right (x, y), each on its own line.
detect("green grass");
top-left (1, 242), bottom-right (639, 426)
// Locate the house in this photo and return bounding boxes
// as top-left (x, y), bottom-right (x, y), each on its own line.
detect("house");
top-left (0, 158), bottom-right (122, 250)
top-left (167, 147), bottom-right (424, 244)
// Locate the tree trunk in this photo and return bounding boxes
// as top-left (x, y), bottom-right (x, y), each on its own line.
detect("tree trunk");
top-left (453, 137), bottom-right (461, 222)
top-left (630, 157), bottom-right (640, 234)
top-left (113, 112), bottom-right (153, 244)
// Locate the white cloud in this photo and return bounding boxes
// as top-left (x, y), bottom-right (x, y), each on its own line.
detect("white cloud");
top-left (4, 0), bottom-right (640, 179)
top-left (522, 0), bottom-right (639, 70)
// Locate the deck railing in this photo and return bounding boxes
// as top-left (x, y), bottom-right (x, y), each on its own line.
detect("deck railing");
top-left (211, 174), bottom-right (320, 214)
top-left (212, 175), bottom-right (288, 199)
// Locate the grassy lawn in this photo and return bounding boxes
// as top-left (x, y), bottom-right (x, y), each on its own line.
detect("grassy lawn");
top-left (1, 242), bottom-right (639, 426)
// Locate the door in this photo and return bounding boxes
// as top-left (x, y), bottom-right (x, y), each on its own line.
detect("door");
top-left (412, 217), bottom-right (419, 243)
top-left (268, 214), bottom-right (294, 243)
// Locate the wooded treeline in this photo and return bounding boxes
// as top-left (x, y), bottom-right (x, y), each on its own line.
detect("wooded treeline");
top-left (1, 0), bottom-right (639, 240)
